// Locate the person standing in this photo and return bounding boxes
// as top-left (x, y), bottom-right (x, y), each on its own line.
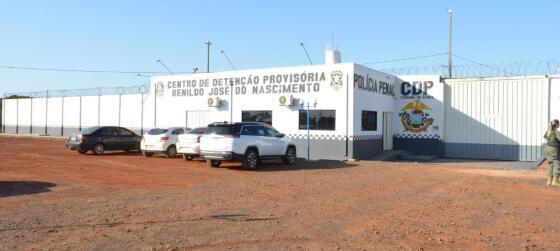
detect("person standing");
top-left (544, 119), bottom-right (560, 186)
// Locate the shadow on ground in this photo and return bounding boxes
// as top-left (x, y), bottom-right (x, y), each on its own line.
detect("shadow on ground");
top-left (227, 158), bottom-right (358, 172)
top-left (82, 151), bottom-right (143, 157)
top-left (430, 158), bottom-right (542, 170)
top-left (0, 181), bottom-right (56, 198)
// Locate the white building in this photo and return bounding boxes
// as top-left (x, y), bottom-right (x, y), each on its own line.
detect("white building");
top-left (3, 49), bottom-right (560, 162)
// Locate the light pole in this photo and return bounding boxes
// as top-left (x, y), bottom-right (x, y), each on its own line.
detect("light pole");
top-left (136, 73), bottom-right (151, 78)
top-left (230, 80), bottom-right (234, 123)
top-left (205, 41), bottom-right (212, 73)
top-left (221, 50), bottom-right (237, 70)
top-left (156, 59), bottom-right (174, 75)
top-left (302, 100), bottom-right (317, 160)
top-left (447, 9), bottom-right (453, 78)
top-left (299, 43), bottom-right (313, 65)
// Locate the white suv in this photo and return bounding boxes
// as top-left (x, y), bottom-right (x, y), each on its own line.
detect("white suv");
top-left (199, 122), bottom-right (297, 169)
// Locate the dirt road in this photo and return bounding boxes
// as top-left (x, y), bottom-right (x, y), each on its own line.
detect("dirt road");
top-left (0, 136), bottom-right (558, 250)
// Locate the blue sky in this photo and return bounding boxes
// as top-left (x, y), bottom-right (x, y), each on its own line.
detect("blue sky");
top-left (0, 0), bottom-right (558, 95)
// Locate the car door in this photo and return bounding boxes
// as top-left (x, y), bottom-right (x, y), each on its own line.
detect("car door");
top-left (98, 127), bottom-right (119, 150)
top-left (240, 125), bottom-right (261, 154)
top-left (254, 125), bottom-right (275, 156)
top-left (111, 127), bottom-right (130, 150)
top-left (171, 128), bottom-right (184, 144)
top-left (264, 126), bottom-right (284, 156)
top-left (118, 127), bottom-right (139, 150)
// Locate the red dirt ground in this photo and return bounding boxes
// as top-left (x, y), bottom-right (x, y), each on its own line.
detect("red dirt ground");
top-left (0, 136), bottom-right (559, 250)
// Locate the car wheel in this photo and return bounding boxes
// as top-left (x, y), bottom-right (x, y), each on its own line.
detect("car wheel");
top-left (93, 143), bottom-right (105, 155)
top-left (207, 160), bottom-right (221, 167)
top-left (143, 150), bottom-right (153, 157)
top-left (78, 149), bottom-right (87, 154)
top-left (166, 145), bottom-right (177, 158)
top-left (243, 149), bottom-right (259, 170)
top-left (283, 146), bottom-right (296, 165)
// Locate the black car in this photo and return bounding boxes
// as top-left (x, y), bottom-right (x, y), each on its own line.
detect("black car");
top-left (65, 126), bottom-right (141, 155)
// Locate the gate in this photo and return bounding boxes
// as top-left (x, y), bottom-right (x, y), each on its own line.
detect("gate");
top-left (185, 110), bottom-right (211, 129)
top-left (383, 112), bottom-right (393, 150)
top-left (444, 76), bottom-right (549, 161)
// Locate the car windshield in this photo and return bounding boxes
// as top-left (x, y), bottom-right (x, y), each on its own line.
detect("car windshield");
top-left (79, 127), bottom-right (99, 135)
top-left (148, 128), bottom-right (168, 135)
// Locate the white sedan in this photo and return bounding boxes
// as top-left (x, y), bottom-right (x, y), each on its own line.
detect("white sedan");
top-left (177, 127), bottom-right (206, 161)
top-left (140, 127), bottom-right (189, 158)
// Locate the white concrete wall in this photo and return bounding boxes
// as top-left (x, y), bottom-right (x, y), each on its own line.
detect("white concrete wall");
top-left (550, 77), bottom-right (560, 122)
top-left (32, 98), bottom-right (47, 130)
top-left (353, 64), bottom-right (398, 137)
top-left (18, 99), bottom-right (32, 131)
top-left (63, 97), bottom-right (81, 129)
top-left (99, 95), bottom-right (120, 126)
top-left (120, 94), bottom-right (145, 131)
top-left (394, 75), bottom-right (444, 139)
top-left (47, 97), bottom-right (63, 127)
top-left (81, 96), bottom-right (99, 128)
top-left (150, 63), bottom-right (355, 138)
top-left (4, 99), bottom-right (17, 127)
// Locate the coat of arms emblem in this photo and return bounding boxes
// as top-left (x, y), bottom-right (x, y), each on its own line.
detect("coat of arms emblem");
top-left (398, 99), bottom-right (434, 133)
top-left (330, 71), bottom-right (343, 91)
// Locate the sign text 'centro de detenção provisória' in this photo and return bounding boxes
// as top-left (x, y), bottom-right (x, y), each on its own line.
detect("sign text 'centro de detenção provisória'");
top-left (154, 71), bottom-right (395, 97)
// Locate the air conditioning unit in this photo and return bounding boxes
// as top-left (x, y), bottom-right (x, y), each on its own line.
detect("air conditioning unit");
top-left (279, 95), bottom-right (294, 107)
top-left (207, 97), bottom-right (222, 107)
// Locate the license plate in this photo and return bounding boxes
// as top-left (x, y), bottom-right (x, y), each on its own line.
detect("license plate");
top-left (70, 136), bottom-right (77, 141)
top-left (146, 145), bottom-right (153, 150)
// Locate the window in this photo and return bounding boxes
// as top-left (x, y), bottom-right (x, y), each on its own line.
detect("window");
top-left (118, 127), bottom-right (135, 136)
top-left (265, 127), bottom-right (279, 137)
top-left (81, 127), bottom-right (99, 135)
top-left (298, 110), bottom-right (336, 131)
top-left (171, 128), bottom-right (184, 135)
top-left (361, 111), bottom-right (377, 131)
top-left (204, 125), bottom-right (235, 135)
top-left (148, 128), bottom-right (167, 135)
top-left (188, 127), bottom-right (206, 134)
top-left (255, 126), bottom-right (267, 136)
top-left (241, 126), bottom-right (257, 136)
top-left (242, 110), bottom-right (272, 125)
top-left (98, 127), bottom-right (118, 136)
top-left (241, 126), bottom-right (268, 136)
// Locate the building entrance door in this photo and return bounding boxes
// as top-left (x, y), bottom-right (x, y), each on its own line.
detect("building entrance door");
top-left (383, 112), bottom-right (393, 150)
top-left (185, 110), bottom-right (211, 129)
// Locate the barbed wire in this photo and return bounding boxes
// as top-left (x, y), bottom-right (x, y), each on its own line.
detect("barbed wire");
top-left (4, 82), bottom-right (151, 98)
top-left (383, 60), bottom-right (560, 78)
top-left (0, 65), bottom-right (190, 74)
top-left (360, 53), bottom-right (447, 65)
top-left (4, 60), bottom-right (559, 99)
